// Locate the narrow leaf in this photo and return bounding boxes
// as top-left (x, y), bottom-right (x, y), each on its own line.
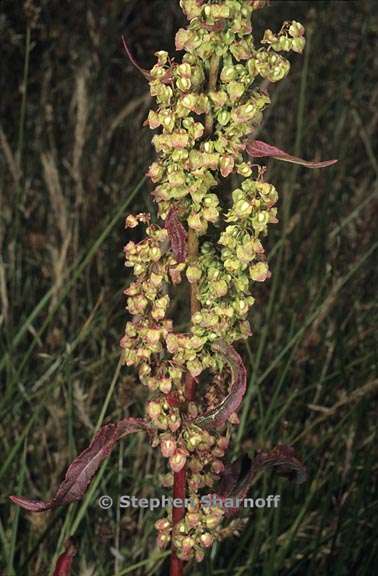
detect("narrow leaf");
top-left (53, 540), bottom-right (76, 576)
top-left (121, 35), bottom-right (151, 80)
top-left (165, 207), bottom-right (188, 263)
top-left (215, 444), bottom-right (307, 516)
top-left (246, 139), bottom-right (338, 169)
top-left (254, 444), bottom-right (307, 484)
top-left (193, 340), bottom-right (247, 430)
top-left (10, 418), bottom-right (150, 512)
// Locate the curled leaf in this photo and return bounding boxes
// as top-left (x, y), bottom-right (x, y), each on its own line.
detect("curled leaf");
top-left (215, 445), bottom-right (307, 516)
top-left (10, 418), bottom-right (151, 512)
top-left (193, 340), bottom-right (247, 430)
top-left (53, 539), bottom-right (76, 576)
top-left (246, 139), bottom-right (338, 169)
top-left (254, 444), bottom-right (307, 484)
top-left (165, 207), bottom-right (188, 263)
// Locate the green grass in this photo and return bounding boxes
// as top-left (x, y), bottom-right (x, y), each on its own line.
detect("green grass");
top-left (0, 1), bottom-right (377, 574)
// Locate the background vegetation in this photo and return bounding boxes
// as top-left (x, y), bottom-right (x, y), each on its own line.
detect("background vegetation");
top-left (0, 1), bottom-right (377, 574)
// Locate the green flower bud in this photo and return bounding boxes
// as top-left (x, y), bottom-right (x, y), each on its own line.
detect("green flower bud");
top-left (292, 37), bottom-right (305, 53)
top-left (176, 62), bottom-right (192, 78)
top-left (249, 261), bottom-right (270, 281)
top-left (187, 358), bottom-right (203, 377)
top-left (147, 161), bottom-right (165, 183)
top-left (200, 532), bottom-right (214, 548)
top-left (217, 109), bottom-right (231, 126)
top-left (176, 76), bottom-right (191, 92)
top-left (160, 433), bottom-right (176, 457)
top-left (213, 279), bottom-right (228, 297)
top-left (147, 400), bottom-right (161, 419)
top-left (289, 21), bottom-right (305, 38)
top-left (192, 311), bottom-right (203, 324)
top-left (220, 65), bottom-right (237, 83)
top-left (236, 242), bottom-right (255, 263)
top-left (224, 258), bottom-right (241, 273)
top-left (202, 206), bottom-right (219, 223)
top-left (180, 0), bottom-right (203, 20)
top-left (181, 93), bottom-right (198, 111)
top-left (155, 50), bottom-right (169, 65)
top-left (167, 170), bottom-right (185, 187)
top-left (169, 448), bottom-right (188, 473)
top-left (226, 81), bottom-right (245, 103)
top-left (252, 210), bottom-right (269, 232)
top-left (186, 265), bottom-right (202, 283)
top-left (232, 102), bottom-right (257, 123)
top-left (159, 378), bottom-right (172, 394)
top-left (234, 199), bottom-right (252, 218)
top-left (230, 39), bottom-right (253, 61)
top-left (204, 4), bottom-right (230, 19)
top-left (209, 91), bottom-right (228, 108)
top-left (219, 155), bottom-right (234, 177)
top-left (236, 162), bottom-right (253, 177)
top-left (204, 508), bottom-right (224, 529)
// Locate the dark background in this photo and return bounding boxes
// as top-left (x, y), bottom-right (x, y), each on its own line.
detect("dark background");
top-left (0, 1), bottom-right (377, 575)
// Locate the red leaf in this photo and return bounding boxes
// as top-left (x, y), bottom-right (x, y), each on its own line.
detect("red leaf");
top-left (165, 208), bottom-right (188, 263)
top-left (254, 444), bottom-right (307, 483)
top-left (215, 445), bottom-right (307, 516)
top-left (246, 139), bottom-right (338, 169)
top-left (53, 540), bottom-right (76, 576)
top-left (193, 340), bottom-right (247, 430)
top-left (10, 418), bottom-right (150, 512)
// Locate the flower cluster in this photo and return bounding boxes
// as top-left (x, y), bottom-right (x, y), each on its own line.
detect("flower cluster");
top-left (121, 0), bottom-right (305, 563)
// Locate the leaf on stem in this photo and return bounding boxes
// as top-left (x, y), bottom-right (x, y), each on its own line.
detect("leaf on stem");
top-left (216, 445), bottom-right (307, 516)
top-left (193, 340), bottom-right (247, 430)
top-left (165, 207), bottom-right (188, 263)
top-left (9, 418), bottom-right (151, 512)
top-left (246, 139), bottom-right (338, 168)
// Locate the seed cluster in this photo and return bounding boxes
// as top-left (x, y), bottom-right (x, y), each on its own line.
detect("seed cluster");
top-left (121, 0), bottom-right (304, 562)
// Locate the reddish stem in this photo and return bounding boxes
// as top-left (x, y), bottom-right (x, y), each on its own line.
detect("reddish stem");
top-left (169, 54), bottom-right (219, 576)
top-left (170, 232), bottom-right (198, 576)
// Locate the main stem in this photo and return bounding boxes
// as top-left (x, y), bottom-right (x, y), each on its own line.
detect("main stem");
top-left (170, 54), bottom-right (220, 576)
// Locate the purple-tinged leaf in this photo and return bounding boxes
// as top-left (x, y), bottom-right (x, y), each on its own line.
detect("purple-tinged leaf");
top-left (53, 540), bottom-right (76, 576)
top-left (164, 208), bottom-right (188, 263)
top-left (193, 340), bottom-right (247, 430)
top-left (10, 418), bottom-right (151, 512)
top-left (254, 444), bottom-right (307, 484)
top-left (246, 139), bottom-right (338, 169)
top-left (214, 445), bottom-right (307, 516)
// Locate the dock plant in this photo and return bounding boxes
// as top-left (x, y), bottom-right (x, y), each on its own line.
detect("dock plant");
top-left (10, 1), bottom-right (337, 574)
